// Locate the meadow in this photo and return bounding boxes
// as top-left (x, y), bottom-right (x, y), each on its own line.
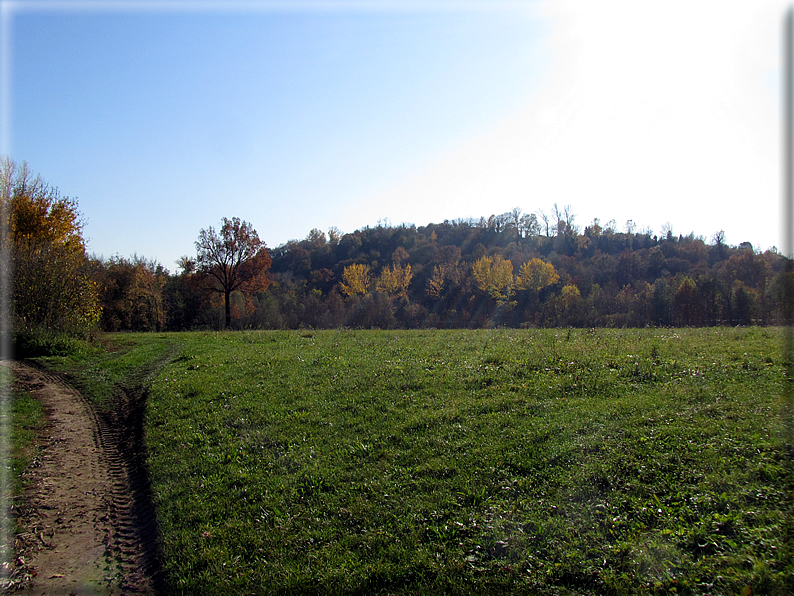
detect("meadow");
top-left (38, 328), bottom-right (792, 595)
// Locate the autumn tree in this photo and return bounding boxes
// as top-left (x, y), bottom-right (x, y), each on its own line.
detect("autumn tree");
top-left (376, 263), bottom-right (412, 297)
top-left (731, 281), bottom-right (757, 326)
top-left (195, 217), bottom-right (271, 329)
top-left (162, 257), bottom-right (213, 330)
top-left (674, 277), bottom-right (699, 326)
top-left (95, 255), bottom-right (167, 331)
top-left (516, 258), bottom-right (559, 293)
top-left (391, 246), bottom-right (410, 266)
top-left (426, 264), bottom-right (448, 298)
top-left (339, 263), bottom-right (370, 297)
top-left (513, 258), bottom-right (559, 324)
top-left (557, 284), bottom-right (584, 326)
top-left (471, 255), bottom-right (514, 303)
top-left (1, 157), bottom-right (100, 338)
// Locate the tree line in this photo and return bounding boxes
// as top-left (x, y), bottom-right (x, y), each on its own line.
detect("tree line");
top-left (3, 158), bottom-right (791, 347)
top-left (253, 214), bottom-right (790, 330)
top-left (89, 209), bottom-right (791, 331)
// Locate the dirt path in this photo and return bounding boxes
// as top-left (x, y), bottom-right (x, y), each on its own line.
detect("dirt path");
top-left (4, 361), bottom-right (162, 594)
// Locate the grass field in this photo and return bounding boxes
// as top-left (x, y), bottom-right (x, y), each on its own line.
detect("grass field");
top-left (36, 328), bottom-right (793, 595)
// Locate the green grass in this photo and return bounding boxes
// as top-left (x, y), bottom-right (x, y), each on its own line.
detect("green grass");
top-left (32, 333), bottom-right (177, 414)
top-left (12, 327), bottom-right (100, 358)
top-left (3, 364), bottom-right (46, 544)
top-left (39, 328), bottom-right (794, 595)
top-left (9, 388), bottom-right (45, 495)
top-left (5, 367), bottom-right (44, 496)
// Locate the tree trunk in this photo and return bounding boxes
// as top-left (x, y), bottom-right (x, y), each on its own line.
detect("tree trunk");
top-left (225, 290), bottom-right (231, 329)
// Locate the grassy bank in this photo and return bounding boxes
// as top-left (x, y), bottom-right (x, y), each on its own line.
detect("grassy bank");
top-left (5, 366), bottom-right (45, 499)
top-left (39, 328), bottom-right (794, 594)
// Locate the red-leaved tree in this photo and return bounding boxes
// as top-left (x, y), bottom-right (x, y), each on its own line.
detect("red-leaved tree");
top-left (195, 217), bottom-right (271, 328)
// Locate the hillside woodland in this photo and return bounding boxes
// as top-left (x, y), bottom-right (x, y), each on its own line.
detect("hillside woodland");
top-left (91, 210), bottom-right (791, 332)
top-left (3, 158), bottom-right (788, 336)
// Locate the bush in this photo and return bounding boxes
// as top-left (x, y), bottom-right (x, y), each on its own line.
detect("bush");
top-left (12, 327), bottom-right (98, 358)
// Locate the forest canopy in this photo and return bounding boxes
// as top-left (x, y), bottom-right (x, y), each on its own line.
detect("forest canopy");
top-left (94, 209), bottom-right (789, 332)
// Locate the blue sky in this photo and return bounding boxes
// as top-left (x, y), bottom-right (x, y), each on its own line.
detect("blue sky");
top-left (2, 0), bottom-right (788, 271)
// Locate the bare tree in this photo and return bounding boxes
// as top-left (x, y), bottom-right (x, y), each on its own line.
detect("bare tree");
top-left (538, 209), bottom-right (551, 236)
top-left (195, 217), bottom-right (272, 328)
top-left (562, 204), bottom-right (577, 234)
top-left (511, 207), bottom-right (523, 231)
top-left (552, 203), bottom-right (563, 235)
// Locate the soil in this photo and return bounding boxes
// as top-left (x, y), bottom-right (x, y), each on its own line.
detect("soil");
top-left (3, 361), bottom-right (164, 595)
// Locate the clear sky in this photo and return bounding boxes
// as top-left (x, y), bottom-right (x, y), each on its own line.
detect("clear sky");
top-left (2, 0), bottom-right (788, 272)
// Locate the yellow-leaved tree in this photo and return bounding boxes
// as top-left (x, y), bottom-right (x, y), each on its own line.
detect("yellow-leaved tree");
top-left (557, 283), bottom-right (584, 326)
top-left (376, 264), bottom-right (412, 297)
top-left (560, 284), bottom-right (582, 310)
top-left (340, 263), bottom-right (371, 297)
top-left (426, 264), bottom-right (447, 298)
top-left (471, 255), bottom-right (514, 302)
top-left (1, 157), bottom-right (101, 338)
top-left (516, 258), bottom-right (559, 294)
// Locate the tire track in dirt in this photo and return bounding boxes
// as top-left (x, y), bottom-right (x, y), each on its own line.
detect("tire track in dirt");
top-left (5, 361), bottom-right (164, 594)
